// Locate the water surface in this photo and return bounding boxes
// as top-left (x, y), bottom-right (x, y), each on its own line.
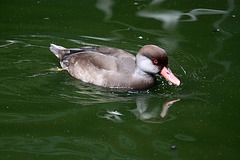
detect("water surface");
top-left (0, 0), bottom-right (239, 159)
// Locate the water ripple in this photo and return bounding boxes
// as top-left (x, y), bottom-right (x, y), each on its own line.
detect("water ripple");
top-left (0, 136), bottom-right (141, 159)
top-left (174, 134), bottom-right (196, 142)
top-left (0, 109), bottom-right (76, 123)
top-left (118, 135), bottom-right (136, 150)
top-left (152, 140), bottom-right (179, 158)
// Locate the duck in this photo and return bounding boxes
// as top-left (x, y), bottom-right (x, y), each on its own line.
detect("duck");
top-left (50, 44), bottom-right (180, 89)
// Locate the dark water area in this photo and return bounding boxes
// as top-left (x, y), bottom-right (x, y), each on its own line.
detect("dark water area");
top-left (0, 0), bottom-right (240, 159)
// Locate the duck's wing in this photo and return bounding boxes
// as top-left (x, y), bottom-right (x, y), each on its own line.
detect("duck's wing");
top-left (93, 47), bottom-right (136, 74)
top-left (50, 44), bottom-right (136, 73)
top-left (66, 49), bottom-right (136, 74)
top-left (50, 44), bottom-right (96, 60)
top-left (64, 51), bottom-right (136, 87)
top-left (94, 47), bottom-right (136, 59)
top-left (50, 44), bottom-right (135, 59)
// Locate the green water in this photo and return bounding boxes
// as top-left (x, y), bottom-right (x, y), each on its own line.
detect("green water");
top-left (0, 0), bottom-right (239, 159)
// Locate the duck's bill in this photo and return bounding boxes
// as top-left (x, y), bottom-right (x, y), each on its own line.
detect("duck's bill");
top-left (160, 67), bottom-right (180, 86)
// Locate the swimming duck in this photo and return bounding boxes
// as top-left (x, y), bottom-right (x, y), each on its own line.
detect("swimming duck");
top-left (50, 44), bottom-right (180, 89)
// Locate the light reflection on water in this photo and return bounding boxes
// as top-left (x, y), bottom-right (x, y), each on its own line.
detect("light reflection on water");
top-left (96, 0), bottom-right (114, 21)
top-left (137, 9), bottom-right (227, 30)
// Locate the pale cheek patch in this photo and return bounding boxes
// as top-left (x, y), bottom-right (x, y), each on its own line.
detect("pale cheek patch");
top-left (138, 56), bottom-right (159, 74)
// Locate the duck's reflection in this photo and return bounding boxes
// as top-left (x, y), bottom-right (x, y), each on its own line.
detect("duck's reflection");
top-left (0, 78), bottom-right (181, 124)
top-left (64, 79), bottom-right (181, 123)
top-left (161, 99), bottom-right (180, 118)
top-left (95, 96), bottom-right (180, 124)
top-left (96, 98), bottom-right (180, 123)
top-left (130, 98), bottom-right (180, 123)
top-left (97, 110), bottom-right (124, 123)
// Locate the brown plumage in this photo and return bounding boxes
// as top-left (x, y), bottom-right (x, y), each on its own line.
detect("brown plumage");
top-left (50, 44), bottom-right (180, 89)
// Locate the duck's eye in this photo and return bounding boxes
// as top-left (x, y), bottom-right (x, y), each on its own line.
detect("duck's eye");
top-left (153, 59), bottom-right (158, 64)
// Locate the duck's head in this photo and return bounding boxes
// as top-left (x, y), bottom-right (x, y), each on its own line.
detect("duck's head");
top-left (136, 45), bottom-right (180, 86)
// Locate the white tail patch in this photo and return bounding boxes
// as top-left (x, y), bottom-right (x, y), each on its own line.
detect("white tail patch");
top-left (50, 44), bottom-right (66, 59)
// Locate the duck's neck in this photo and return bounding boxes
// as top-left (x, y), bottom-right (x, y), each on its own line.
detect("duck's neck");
top-left (133, 66), bottom-right (152, 78)
top-left (132, 65), bottom-right (156, 89)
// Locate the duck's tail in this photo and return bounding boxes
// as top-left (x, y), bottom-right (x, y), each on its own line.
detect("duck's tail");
top-left (50, 44), bottom-right (67, 60)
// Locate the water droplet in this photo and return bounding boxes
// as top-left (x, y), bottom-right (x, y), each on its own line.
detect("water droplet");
top-left (213, 28), bottom-right (220, 32)
top-left (171, 145), bottom-right (178, 150)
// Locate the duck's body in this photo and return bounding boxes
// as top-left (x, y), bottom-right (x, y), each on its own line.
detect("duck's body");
top-left (50, 44), bottom-right (180, 89)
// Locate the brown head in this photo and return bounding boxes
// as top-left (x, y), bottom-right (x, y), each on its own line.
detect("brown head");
top-left (136, 45), bottom-right (180, 86)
